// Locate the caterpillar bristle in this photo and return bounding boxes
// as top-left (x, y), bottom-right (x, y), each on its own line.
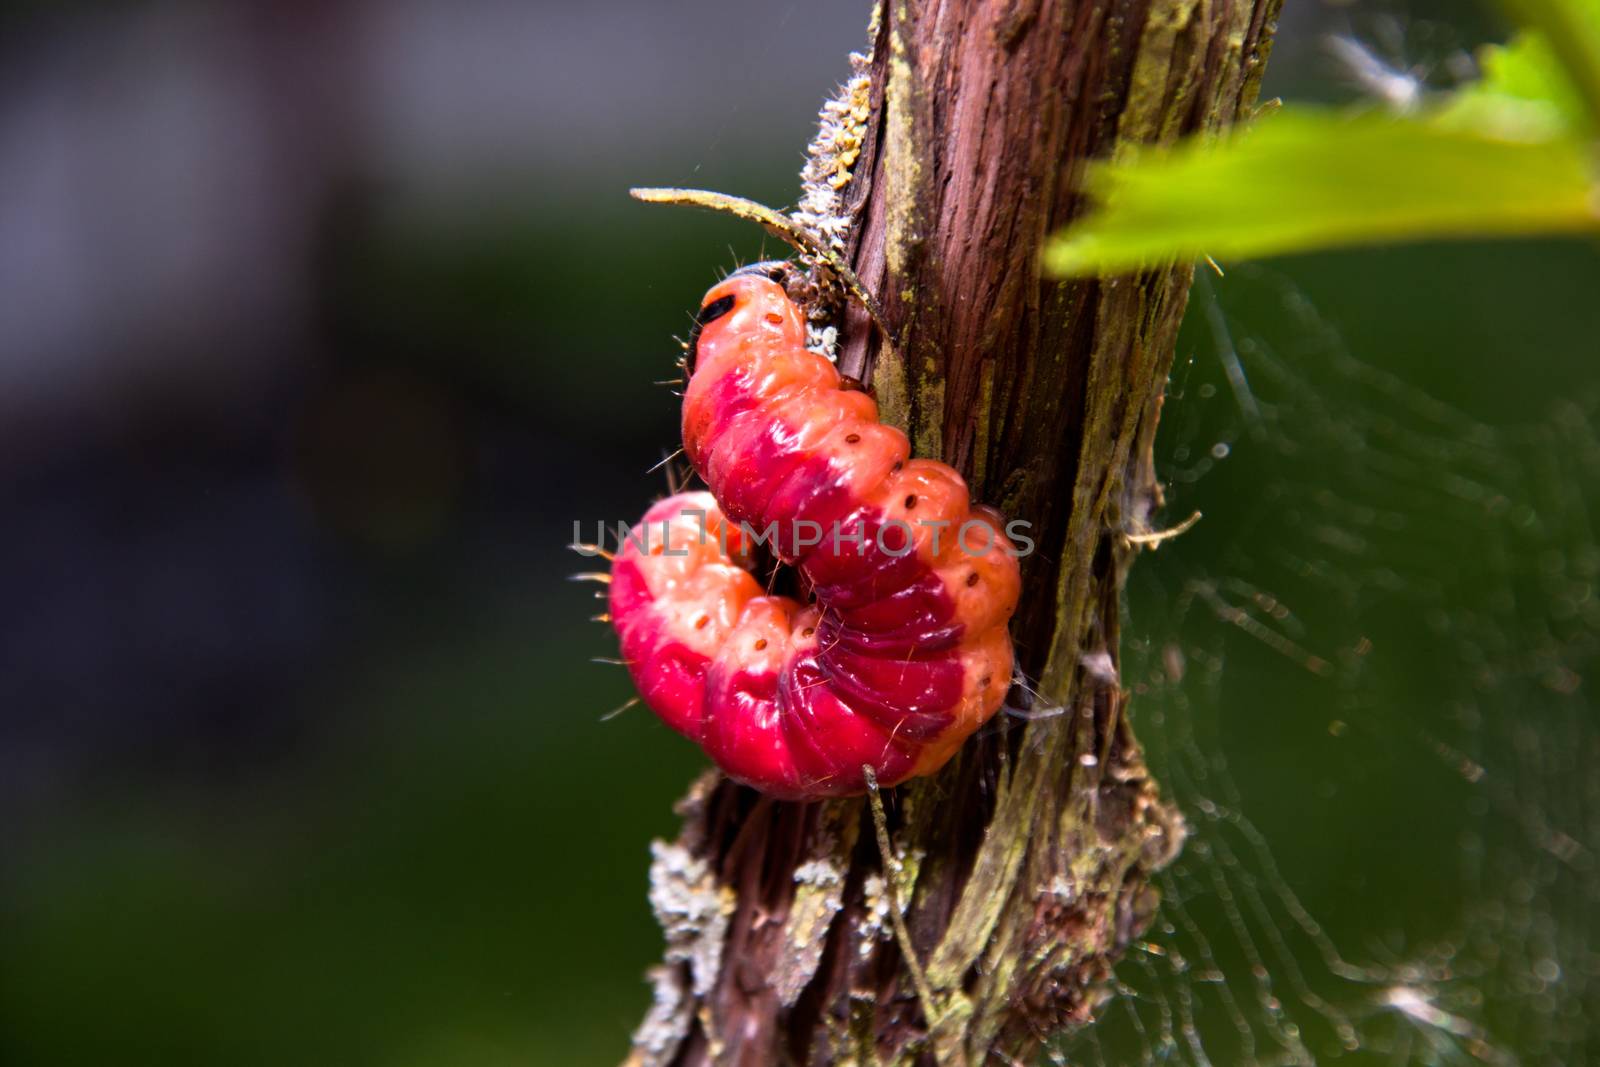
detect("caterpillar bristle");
top-left (646, 448), bottom-right (685, 475)
top-left (591, 656), bottom-right (626, 666)
top-left (567, 543), bottom-right (614, 561)
top-left (568, 571), bottom-right (613, 584)
top-left (664, 460), bottom-right (688, 496)
top-left (599, 696), bottom-right (640, 722)
top-left (590, 612), bottom-right (612, 623)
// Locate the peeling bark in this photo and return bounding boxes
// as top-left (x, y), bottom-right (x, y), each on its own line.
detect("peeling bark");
top-left (625, 2), bottom-right (1280, 1065)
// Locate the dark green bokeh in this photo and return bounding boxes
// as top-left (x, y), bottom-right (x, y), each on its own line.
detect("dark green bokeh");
top-left (2, 2), bottom-right (1597, 1064)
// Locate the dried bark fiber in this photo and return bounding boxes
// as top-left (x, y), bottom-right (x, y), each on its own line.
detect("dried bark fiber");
top-left (626, 2), bottom-right (1280, 1064)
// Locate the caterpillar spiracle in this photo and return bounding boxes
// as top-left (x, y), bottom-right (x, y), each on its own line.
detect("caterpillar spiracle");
top-left (607, 264), bottom-right (1021, 799)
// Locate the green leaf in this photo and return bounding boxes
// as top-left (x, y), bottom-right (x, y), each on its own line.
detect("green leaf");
top-left (1043, 109), bottom-right (1598, 277)
top-left (1441, 31), bottom-right (1591, 138)
top-left (1046, 5), bottom-right (1600, 277)
top-left (1497, 0), bottom-right (1600, 126)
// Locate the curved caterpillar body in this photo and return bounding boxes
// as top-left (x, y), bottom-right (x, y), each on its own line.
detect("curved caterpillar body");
top-left (609, 268), bottom-right (1020, 799)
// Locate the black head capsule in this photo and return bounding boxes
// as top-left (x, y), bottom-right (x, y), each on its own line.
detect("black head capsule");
top-left (730, 260), bottom-right (792, 285)
top-left (684, 294), bottom-right (735, 377)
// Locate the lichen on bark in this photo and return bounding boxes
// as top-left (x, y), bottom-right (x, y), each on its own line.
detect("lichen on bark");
top-left (623, 3), bottom-right (1281, 1065)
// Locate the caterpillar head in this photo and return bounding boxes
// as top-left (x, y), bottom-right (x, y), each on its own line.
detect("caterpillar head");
top-left (684, 262), bottom-right (803, 378)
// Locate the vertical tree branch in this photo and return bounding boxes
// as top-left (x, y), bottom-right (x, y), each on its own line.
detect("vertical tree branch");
top-left (627, 2), bottom-right (1280, 1065)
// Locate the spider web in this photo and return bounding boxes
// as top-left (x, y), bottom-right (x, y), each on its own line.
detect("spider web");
top-left (1051, 264), bottom-right (1599, 1066)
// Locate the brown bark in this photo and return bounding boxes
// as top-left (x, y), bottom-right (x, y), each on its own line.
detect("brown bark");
top-left (627, 2), bottom-right (1280, 1065)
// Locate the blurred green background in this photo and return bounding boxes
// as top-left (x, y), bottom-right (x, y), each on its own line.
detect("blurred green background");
top-left (0, 1), bottom-right (1595, 1064)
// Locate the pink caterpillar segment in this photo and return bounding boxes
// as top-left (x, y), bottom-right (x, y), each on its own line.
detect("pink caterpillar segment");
top-left (609, 273), bottom-right (1020, 799)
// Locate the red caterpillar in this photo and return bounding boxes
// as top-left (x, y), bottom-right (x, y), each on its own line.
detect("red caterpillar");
top-left (608, 265), bottom-right (1020, 799)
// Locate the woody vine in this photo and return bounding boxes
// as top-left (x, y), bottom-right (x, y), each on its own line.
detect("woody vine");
top-left (608, 3), bottom-right (1283, 1065)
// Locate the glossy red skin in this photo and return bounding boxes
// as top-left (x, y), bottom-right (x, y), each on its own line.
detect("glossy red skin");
top-left (609, 275), bottom-right (1020, 799)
